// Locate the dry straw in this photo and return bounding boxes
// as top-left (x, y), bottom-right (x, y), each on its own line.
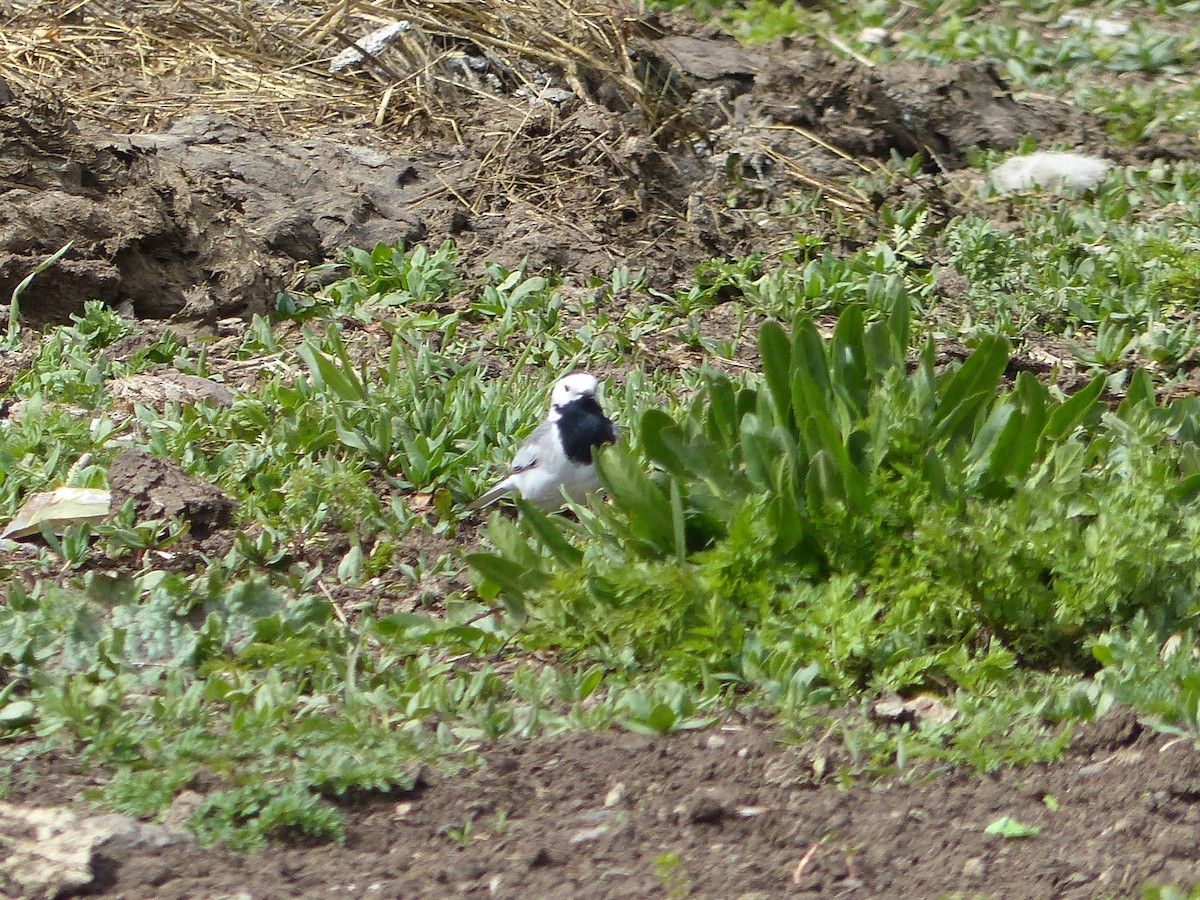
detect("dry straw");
top-left (0, 0), bottom-right (664, 130)
top-left (0, 0), bottom-right (867, 219)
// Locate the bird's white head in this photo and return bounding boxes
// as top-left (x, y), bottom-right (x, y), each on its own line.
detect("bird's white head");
top-left (548, 371), bottom-right (599, 418)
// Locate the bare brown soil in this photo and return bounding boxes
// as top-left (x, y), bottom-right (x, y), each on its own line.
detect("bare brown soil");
top-left (2, 0), bottom-right (1198, 897)
top-left (4, 709), bottom-right (1196, 898)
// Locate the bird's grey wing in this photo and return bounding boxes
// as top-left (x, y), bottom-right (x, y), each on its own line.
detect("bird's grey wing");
top-left (509, 420), bottom-right (555, 474)
top-left (465, 421), bottom-right (555, 512)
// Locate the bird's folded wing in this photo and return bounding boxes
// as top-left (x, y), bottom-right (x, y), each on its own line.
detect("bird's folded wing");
top-left (509, 421), bottom-right (552, 474)
top-left (465, 421), bottom-right (552, 512)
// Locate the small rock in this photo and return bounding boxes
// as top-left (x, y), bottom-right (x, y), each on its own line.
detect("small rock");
top-left (604, 782), bottom-right (625, 807)
top-left (329, 21), bottom-right (412, 72)
top-left (576, 808), bottom-right (613, 825)
top-left (569, 824), bottom-right (610, 845)
top-left (107, 448), bottom-right (235, 537)
top-left (458, 859), bottom-right (486, 880)
top-left (871, 693), bottom-right (957, 726)
top-left (933, 268), bottom-right (969, 301)
top-left (962, 857), bottom-right (986, 880)
top-left (676, 787), bottom-right (733, 825)
top-left (491, 756), bottom-right (518, 776)
top-left (108, 372), bottom-right (235, 413)
top-left (826, 810), bottom-right (851, 832)
top-left (392, 801), bottom-right (414, 820)
top-left (0, 802), bottom-right (193, 897)
top-left (1154, 824), bottom-right (1194, 858)
top-left (706, 734), bottom-right (727, 751)
top-left (254, 211), bottom-right (323, 263)
top-left (160, 790), bottom-right (204, 830)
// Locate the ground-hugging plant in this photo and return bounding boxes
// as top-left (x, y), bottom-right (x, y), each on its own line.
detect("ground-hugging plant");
top-left (471, 297), bottom-right (1200, 699)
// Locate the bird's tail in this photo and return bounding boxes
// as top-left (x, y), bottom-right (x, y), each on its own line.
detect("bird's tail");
top-left (465, 480), bottom-right (515, 512)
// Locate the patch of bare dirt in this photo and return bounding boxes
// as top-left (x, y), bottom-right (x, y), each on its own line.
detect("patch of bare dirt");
top-left (3, 708), bottom-right (1195, 898)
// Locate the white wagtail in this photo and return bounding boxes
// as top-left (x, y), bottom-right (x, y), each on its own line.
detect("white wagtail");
top-left (467, 372), bottom-right (618, 511)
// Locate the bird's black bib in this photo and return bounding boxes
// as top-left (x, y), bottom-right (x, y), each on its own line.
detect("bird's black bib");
top-left (555, 396), bottom-right (617, 465)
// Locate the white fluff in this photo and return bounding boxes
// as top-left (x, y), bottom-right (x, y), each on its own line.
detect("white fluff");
top-left (989, 152), bottom-right (1113, 194)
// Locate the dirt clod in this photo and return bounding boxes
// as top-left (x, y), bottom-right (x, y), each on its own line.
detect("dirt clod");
top-left (107, 448), bottom-right (234, 537)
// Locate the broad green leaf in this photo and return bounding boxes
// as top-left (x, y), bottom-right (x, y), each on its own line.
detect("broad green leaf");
top-left (912, 337), bottom-right (938, 410)
top-left (297, 341), bottom-right (365, 403)
top-left (514, 498), bottom-right (583, 567)
top-left (705, 375), bottom-right (740, 449)
top-left (740, 415), bottom-right (779, 489)
top-left (464, 553), bottom-right (543, 614)
top-left (997, 372), bottom-right (1049, 481)
top-left (1170, 472), bottom-right (1200, 503)
top-left (334, 426), bottom-right (370, 453)
top-left (759, 320), bottom-right (793, 427)
top-left (801, 413), bottom-right (866, 510)
top-left (578, 667), bottom-right (604, 701)
top-left (791, 318), bottom-right (834, 426)
top-left (766, 456), bottom-right (806, 555)
top-left (486, 514), bottom-right (543, 570)
top-left (508, 276), bottom-right (547, 306)
top-left (933, 336), bottom-right (1010, 438)
top-left (1042, 374), bottom-right (1105, 444)
top-left (1120, 368), bottom-right (1155, 411)
top-left (647, 702), bottom-right (677, 733)
top-left (641, 409), bottom-right (688, 478)
top-left (831, 305), bottom-right (869, 416)
top-left (888, 290), bottom-right (910, 354)
top-left (806, 450), bottom-right (844, 515)
top-left (669, 480), bottom-right (686, 565)
top-left (863, 319), bottom-right (897, 379)
top-left (922, 448), bottom-right (950, 499)
top-left (594, 447), bottom-right (674, 553)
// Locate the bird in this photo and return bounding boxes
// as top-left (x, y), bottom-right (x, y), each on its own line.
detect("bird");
top-left (466, 371), bottom-right (618, 512)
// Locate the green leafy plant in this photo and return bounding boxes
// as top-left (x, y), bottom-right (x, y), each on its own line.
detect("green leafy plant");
top-left (472, 300), bottom-right (1200, 701)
